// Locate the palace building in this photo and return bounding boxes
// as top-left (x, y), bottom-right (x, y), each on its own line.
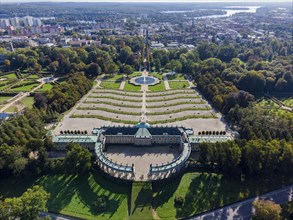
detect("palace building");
top-left (52, 122), bottom-right (232, 181)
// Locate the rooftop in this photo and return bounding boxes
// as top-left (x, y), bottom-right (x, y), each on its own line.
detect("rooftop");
top-left (52, 135), bottom-right (98, 143)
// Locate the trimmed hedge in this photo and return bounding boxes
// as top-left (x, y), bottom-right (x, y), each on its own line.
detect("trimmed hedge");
top-left (146, 95), bottom-right (200, 102)
top-left (70, 114), bottom-right (137, 124)
top-left (147, 107), bottom-right (212, 115)
top-left (77, 107), bottom-right (141, 115)
top-left (147, 101), bottom-right (205, 108)
top-left (83, 100), bottom-right (141, 108)
top-left (88, 95), bottom-right (142, 102)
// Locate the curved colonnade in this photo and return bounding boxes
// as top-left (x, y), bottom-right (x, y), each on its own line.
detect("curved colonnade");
top-left (95, 142), bottom-right (191, 181)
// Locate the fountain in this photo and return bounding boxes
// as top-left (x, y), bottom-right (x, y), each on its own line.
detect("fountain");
top-left (134, 75), bottom-right (156, 85)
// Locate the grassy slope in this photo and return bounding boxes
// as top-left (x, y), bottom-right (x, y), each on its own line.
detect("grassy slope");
top-left (104, 74), bottom-right (124, 81)
top-left (124, 82), bottom-right (141, 92)
top-left (100, 81), bottom-right (121, 90)
top-left (153, 172), bottom-right (293, 219)
top-left (20, 97), bottom-right (34, 109)
top-left (10, 83), bottom-right (40, 92)
top-left (1, 72), bottom-right (17, 79)
top-left (0, 171), bottom-right (130, 220)
top-left (168, 81), bottom-right (189, 90)
top-left (0, 95), bottom-right (14, 104)
top-left (148, 72), bottom-right (163, 80)
top-left (37, 83), bottom-right (53, 92)
top-left (149, 82), bottom-right (166, 92)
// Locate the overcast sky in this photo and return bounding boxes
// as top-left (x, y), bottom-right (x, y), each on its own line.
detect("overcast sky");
top-left (1, 0), bottom-right (291, 2)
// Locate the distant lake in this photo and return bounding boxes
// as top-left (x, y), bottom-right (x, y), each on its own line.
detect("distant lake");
top-left (162, 6), bottom-right (260, 19)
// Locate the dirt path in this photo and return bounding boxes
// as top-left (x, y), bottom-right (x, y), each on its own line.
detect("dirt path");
top-left (162, 73), bottom-right (170, 90)
top-left (119, 74), bottom-right (126, 90)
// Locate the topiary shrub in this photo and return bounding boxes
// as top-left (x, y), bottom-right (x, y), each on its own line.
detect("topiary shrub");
top-left (174, 196), bottom-right (184, 207)
top-left (92, 196), bottom-right (108, 212)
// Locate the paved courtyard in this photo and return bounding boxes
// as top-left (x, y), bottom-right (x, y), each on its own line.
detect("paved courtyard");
top-left (105, 145), bottom-right (181, 181)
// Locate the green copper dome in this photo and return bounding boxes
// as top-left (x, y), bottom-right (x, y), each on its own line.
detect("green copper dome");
top-left (135, 122), bottom-right (151, 128)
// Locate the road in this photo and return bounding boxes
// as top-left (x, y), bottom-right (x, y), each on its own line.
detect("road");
top-left (189, 185), bottom-right (293, 220)
top-left (40, 212), bottom-right (78, 220)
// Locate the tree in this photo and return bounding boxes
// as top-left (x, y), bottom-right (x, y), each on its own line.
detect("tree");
top-left (217, 45), bottom-right (237, 62)
top-left (238, 71), bottom-right (266, 93)
top-left (4, 59), bottom-right (10, 69)
top-left (21, 185), bottom-right (50, 219)
top-left (123, 65), bottom-right (134, 76)
top-left (197, 42), bottom-right (219, 60)
top-left (106, 63), bottom-right (119, 75)
top-left (253, 200), bottom-right (282, 220)
top-left (64, 143), bottom-right (91, 174)
top-left (0, 185), bottom-right (50, 220)
top-left (0, 197), bottom-right (22, 219)
top-left (86, 63), bottom-right (101, 78)
top-left (119, 46), bottom-right (132, 63)
top-left (33, 63), bottom-right (42, 73)
top-left (165, 60), bottom-right (182, 72)
top-left (34, 93), bottom-right (47, 109)
top-left (154, 58), bottom-right (161, 72)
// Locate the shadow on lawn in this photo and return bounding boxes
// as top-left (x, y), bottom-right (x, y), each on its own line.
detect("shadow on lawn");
top-left (152, 175), bottom-right (182, 208)
top-left (37, 174), bottom-right (78, 212)
top-left (175, 173), bottom-right (293, 218)
top-left (131, 184), bottom-right (152, 216)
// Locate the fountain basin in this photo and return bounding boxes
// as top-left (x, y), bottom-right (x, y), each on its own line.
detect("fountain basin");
top-left (135, 76), bottom-right (156, 85)
top-left (129, 75), bottom-right (160, 86)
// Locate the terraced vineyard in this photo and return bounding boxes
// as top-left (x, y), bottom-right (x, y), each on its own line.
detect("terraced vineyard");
top-left (70, 87), bottom-right (215, 125)
top-left (56, 72), bottom-right (223, 134)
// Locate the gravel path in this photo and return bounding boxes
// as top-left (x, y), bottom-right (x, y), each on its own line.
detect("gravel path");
top-left (162, 73), bottom-right (170, 90)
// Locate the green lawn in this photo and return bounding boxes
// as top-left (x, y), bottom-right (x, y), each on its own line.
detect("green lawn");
top-left (124, 82), bottom-right (141, 92)
top-left (257, 98), bottom-right (279, 108)
top-left (20, 97), bottom-right (34, 109)
top-left (0, 80), bottom-right (14, 90)
top-left (128, 71), bottom-right (142, 78)
top-left (10, 83), bottom-right (40, 92)
top-left (148, 72), bottom-right (163, 80)
top-left (27, 74), bottom-right (40, 79)
top-left (100, 81), bottom-right (121, 90)
top-left (149, 82), bottom-right (166, 92)
top-left (0, 95), bottom-right (14, 104)
top-left (37, 83), bottom-right (53, 92)
top-left (166, 74), bottom-right (185, 80)
top-left (257, 97), bottom-right (293, 120)
top-left (0, 171), bottom-right (130, 220)
top-left (130, 182), bottom-right (153, 220)
top-left (14, 79), bottom-right (36, 86)
top-left (153, 172), bottom-right (293, 219)
top-left (104, 74), bottom-right (124, 81)
top-left (1, 72), bottom-right (17, 79)
top-left (5, 106), bottom-right (18, 112)
top-left (169, 81), bottom-right (189, 90)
